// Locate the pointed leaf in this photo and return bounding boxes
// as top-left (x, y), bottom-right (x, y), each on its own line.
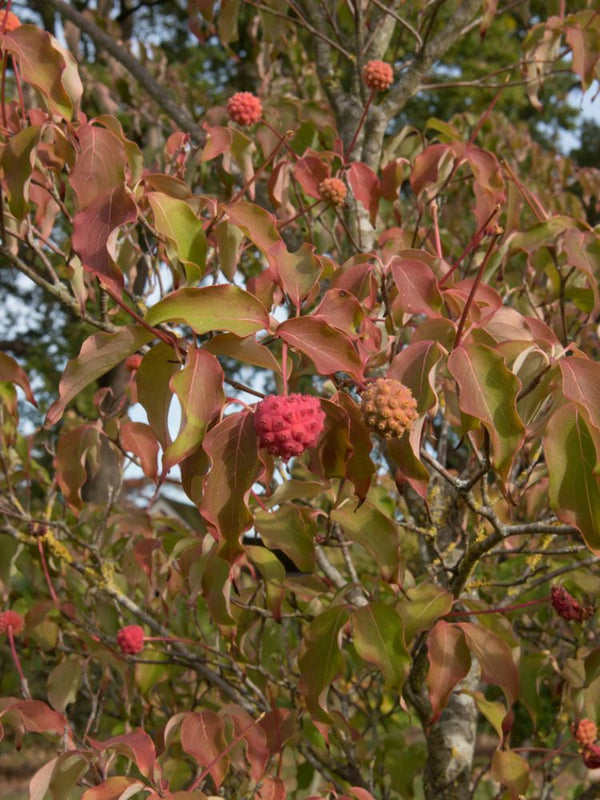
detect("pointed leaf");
top-left (351, 603), bottom-right (410, 688)
top-left (560, 357), bottom-right (600, 435)
top-left (136, 342), bottom-right (180, 448)
top-left (390, 256), bottom-right (443, 318)
top-left (163, 347), bottom-right (224, 472)
top-left (268, 241), bottom-right (322, 310)
top-left (397, 582), bottom-right (454, 644)
top-left (70, 124), bottom-right (127, 210)
top-left (146, 286), bottom-right (269, 337)
top-left (203, 333), bottom-right (281, 374)
top-left (29, 752), bottom-right (90, 800)
top-left (491, 750), bottom-right (530, 799)
top-left (72, 184), bottom-right (138, 290)
top-left (347, 162), bottom-right (380, 224)
top-left (1, 124), bottom-right (41, 219)
top-left (277, 318), bottom-right (364, 381)
top-left (181, 711), bottom-right (228, 789)
top-left (82, 777), bottom-right (146, 800)
top-left (426, 621), bottom-right (471, 723)
top-left (148, 192), bottom-right (207, 283)
top-left (120, 420), bottom-right (160, 480)
top-left (331, 499), bottom-right (400, 582)
top-left (389, 340), bottom-right (443, 414)
top-left (254, 504), bottom-right (315, 573)
top-left (0, 352), bottom-right (36, 406)
top-left (47, 658), bottom-right (82, 713)
top-left (457, 621), bottom-right (519, 708)
top-left (199, 411), bottom-right (260, 562)
top-left (544, 402), bottom-right (600, 553)
top-left (447, 343), bottom-right (525, 481)
top-left (299, 605), bottom-right (349, 722)
top-left (46, 326), bottom-right (154, 427)
top-left (88, 730), bottom-right (156, 779)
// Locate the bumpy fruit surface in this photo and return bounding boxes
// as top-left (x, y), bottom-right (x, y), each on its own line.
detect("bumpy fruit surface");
top-left (319, 177), bottom-right (347, 207)
top-left (551, 585), bottom-right (593, 622)
top-left (254, 394), bottom-right (325, 460)
top-left (0, 11), bottom-right (20, 32)
top-left (361, 378), bottom-right (418, 439)
top-left (0, 610), bottom-right (25, 635)
top-left (573, 719), bottom-right (598, 748)
top-left (227, 92), bottom-right (262, 126)
top-left (117, 624), bottom-right (145, 654)
top-left (363, 60), bottom-right (393, 91)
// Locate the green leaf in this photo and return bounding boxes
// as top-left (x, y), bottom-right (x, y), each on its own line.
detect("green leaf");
top-left (277, 317), bottom-right (364, 382)
top-left (148, 192), bottom-right (207, 283)
top-left (397, 582), bottom-right (454, 644)
top-left (3, 26), bottom-right (83, 119)
top-left (491, 750), bottom-right (530, 799)
top-left (268, 241), bottom-right (323, 310)
top-left (254, 504), bottom-right (316, 573)
top-left (335, 391), bottom-right (374, 502)
top-left (204, 333), bottom-right (281, 374)
top-left (299, 605), bottom-right (349, 722)
top-left (199, 411), bottom-right (260, 562)
top-left (426, 621), bottom-right (471, 723)
top-left (45, 326), bottom-right (154, 427)
top-left (163, 347), bottom-right (225, 473)
top-left (331, 499), bottom-right (400, 582)
top-left (464, 690), bottom-right (506, 741)
top-left (246, 545), bottom-right (286, 620)
top-left (136, 342), bottom-right (181, 448)
top-left (1, 124), bottom-right (41, 219)
top-left (544, 402), bottom-right (600, 553)
top-left (146, 285), bottom-right (269, 337)
top-left (447, 343), bottom-right (524, 482)
top-left (351, 603), bottom-right (410, 688)
top-left (47, 657), bottom-right (82, 713)
top-left (29, 752), bottom-right (90, 800)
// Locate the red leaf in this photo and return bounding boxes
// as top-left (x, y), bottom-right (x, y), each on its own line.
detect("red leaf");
top-left (347, 162), bottom-right (380, 224)
top-left (560, 357), bottom-right (600, 435)
top-left (410, 143), bottom-right (453, 199)
top-left (70, 124), bottom-right (127, 210)
top-left (277, 317), bottom-right (364, 381)
top-left (54, 424), bottom-right (101, 510)
top-left (267, 241), bottom-right (323, 310)
top-left (257, 776), bottom-right (286, 800)
top-left (457, 621), bottom-right (519, 708)
top-left (88, 729), bottom-right (157, 779)
top-left (0, 352), bottom-right (36, 406)
top-left (120, 420), bottom-right (159, 481)
top-left (82, 777), bottom-right (146, 800)
top-left (293, 155), bottom-right (329, 199)
top-left (72, 184), bottom-right (138, 291)
top-left (180, 710), bottom-right (228, 789)
top-left (390, 255), bottom-right (443, 318)
top-left (199, 411), bottom-right (260, 562)
top-left (200, 125), bottom-right (233, 161)
top-left (389, 339), bottom-right (443, 414)
top-left (224, 704), bottom-right (269, 782)
top-left (136, 343), bottom-right (181, 448)
top-left (426, 621), bottom-right (471, 723)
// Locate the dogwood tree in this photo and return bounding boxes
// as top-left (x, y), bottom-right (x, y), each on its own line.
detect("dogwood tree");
top-left (1, 2), bottom-right (600, 799)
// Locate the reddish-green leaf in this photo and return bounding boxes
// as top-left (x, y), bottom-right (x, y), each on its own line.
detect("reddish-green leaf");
top-left (29, 752), bottom-right (90, 800)
top-left (0, 352), bottom-right (36, 406)
top-left (224, 704), bottom-right (269, 783)
top-left (560, 357), bottom-right (600, 435)
top-left (351, 603), bottom-right (409, 688)
top-left (120, 420), bottom-right (160, 480)
top-left (148, 192), bottom-right (207, 283)
top-left (70, 124), bottom-right (127, 210)
top-left (544, 402), bottom-right (600, 553)
top-left (1, 125), bottom-right (41, 219)
top-left (310, 398), bottom-right (352, 480)
top-left (410, 143), bottom-right (453, 200)
top-left (277, 318), bottom-right (364, 381)
top-left (335, 391), bottom-right (374, 501)
top-left (491, 750), bottom-right (530, 799)
top-left (254, 504), bottom-right (315, 573)
top-left (88, 729), bottom-right (157, 779)
top-left (347, 162), bottom-right (380, 224)
top-left (81, 777), bottom-right (146, 800)
top-left (199, 411), bottom-right (260, 562)
top-left (54, 424), bottom-right (101, 510)
top-left (46, 326), bottom-right (154, 427)
top-left (72, 184), bottom-right (138, 290)
top-left (388, 420), bottom-right (430, 499)
top-left (204, 333), bottom-right (281, 374)
top-left (299, 605), bottom-right (349, 722)
top-left (146, 285), bottom-right (269, 337)
top-left (226, 200), bottom-right (281, 254)
top-left (268, 241), bottom-right (323, 310)
top-left (426, 621), bottom-right (471, 723)
top-left (163, 347), bottom-right (224, 473)
top-left (3, 26), bottom-right (83, 119)
top-left (47, 658), bottom-right (82, 713)
top-left (457, 621), bottom-right (519, 708)
top-left (447, 343), bottom-right (525, 481)
top-left (390, 256), bottom-right (443, 318)
top-left (331, 499), bottom-right (400, 582)
top-left (246, 545), bottom-right (285, 620)
top-left (397, 582), bottom-right (454, 644)
top-left (181, 710), bottom-right (228, 789)
top-left (389, 340), bottom-right (443, 414)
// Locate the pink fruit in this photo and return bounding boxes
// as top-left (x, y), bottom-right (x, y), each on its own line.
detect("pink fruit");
top-left (117, 624), bottom-right (145, 654)
top-left (227, 92), bottom-right (263, 126)
top-left (0, 610), bottom-right (25, 636)
top-left (363, 60), bottom-right (393, 92)
top-left (254, 394), bottom-right (325, 460)
top-left (319, 177), bottom-right (347, 207)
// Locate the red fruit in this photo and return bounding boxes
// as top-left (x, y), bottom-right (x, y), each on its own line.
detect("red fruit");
top-left (583, 744), bottom-right (600, 769)
top-left (227, 92), bottom-right (263, 126)
top-left (573, 718), bottom-right (598, 748)
top-left (360, 378), bottom-right (418, 439)
top-left (319, 177), bottom-right (347, 207)
top-left (363, 60), bottom-right (393, 92)
top-left (0, 610), bottom-right (25, 636)
top-left (117, 624), bottom-right (145, 655)
top-left (0, 11), bottom-right (21, 32)
top-left (550, 585), bottom-right (593, 622)
top-left (254, 394), bottom-right (325, 460)
top-left (125, 354), bottom-right (143, 372)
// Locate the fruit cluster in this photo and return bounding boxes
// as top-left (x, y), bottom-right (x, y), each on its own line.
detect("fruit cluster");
top-left (0, 10), bottom-right (20, 32)
top-left (0, 610), bottom-right (24, 636)
top-left (319, 177), bottom-right (347, 207)
top-left (227, 92), bottom-right (263, 126)
top-left (363, 60), bottom-right (393, 92)
top-left (550, 585), bottom-right (593, 622)
top-left (254, 394), bottom-right (325, 460)
top-left (360, 378), bottom-right (418, 439)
